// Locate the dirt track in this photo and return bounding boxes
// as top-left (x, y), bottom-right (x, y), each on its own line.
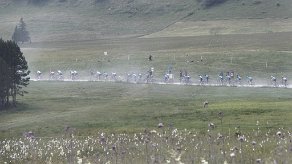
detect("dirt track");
top-left (30, 78), bottom-right (291, 89)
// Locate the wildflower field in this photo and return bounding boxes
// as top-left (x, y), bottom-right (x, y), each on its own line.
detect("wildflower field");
top-left (1, 128), bottom-right (292, 163)
top-left (1, 82), bottom-right (292, 163)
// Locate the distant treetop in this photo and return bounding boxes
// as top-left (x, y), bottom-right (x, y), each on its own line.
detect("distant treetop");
top-left (12, 18), bottom-right (31, 44)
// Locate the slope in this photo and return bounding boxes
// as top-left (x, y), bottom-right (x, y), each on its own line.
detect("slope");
top-left (0, 0), bottom-right (291, 42)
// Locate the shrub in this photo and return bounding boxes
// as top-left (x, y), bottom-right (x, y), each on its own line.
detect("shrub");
top-left (199, 0), bottom-right (228, 8)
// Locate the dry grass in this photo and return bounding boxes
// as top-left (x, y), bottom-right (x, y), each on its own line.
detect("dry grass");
top-left (143, 18), bottom-right (292, 38)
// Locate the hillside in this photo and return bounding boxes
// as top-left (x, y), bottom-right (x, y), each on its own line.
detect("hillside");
top-left (0, 0), bottom-right (291, 42)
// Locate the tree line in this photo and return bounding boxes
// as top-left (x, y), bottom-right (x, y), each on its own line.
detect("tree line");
top-left (0, 39), bottom-right (30, 110)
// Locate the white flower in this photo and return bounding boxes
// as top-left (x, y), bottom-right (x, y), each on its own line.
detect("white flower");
top-left (230, 152), bottom-right (235, 158)
top-left (5, 144), bottom-right (10, 151)
top-left (251, 141), bottom-right (257, 145)
top-left (150, 130), bottom-right (157, 134)
top-left (77, 157), bottom-right (82, 164)
top-left (256, 158), bottom-right (261, 163)
top-left (238, 136), bottom-right (245, 142)
top-left (208, 123), bottom-right (215, 129)
top-left (60, 149), bottom-right (65, 156)
top-left (201, 158), bottom-right (208, 164)
top-left (217, 133), bottom-right (223, 139)
top-left (172, 129), bottom-right (178, 135)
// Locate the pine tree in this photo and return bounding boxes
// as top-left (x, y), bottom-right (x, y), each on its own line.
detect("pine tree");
top-left (0, 40), bottom-right (10, 108)
top-left (12, 26), bottom-right (20, 43)
top-left (0, 39), bottom-right (10, 109)
top-left (12, 18), bottom-right (31, 43)
top-left (0, 39), bottom-right (30, 110)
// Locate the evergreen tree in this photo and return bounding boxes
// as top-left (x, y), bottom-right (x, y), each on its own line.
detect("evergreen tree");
top-left (0, 39), bottom-right (30, 110)
top-left (12, 26), bottom-right (20, 43)
top-left (12, 18), bottom-right (31, 43)
top-left (0, 42), bottom-right (10, 108)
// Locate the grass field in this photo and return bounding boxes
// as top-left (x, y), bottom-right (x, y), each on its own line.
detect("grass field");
top-left (1, 0), bottom-right (292, 163)
top-left (0, 28), bottom-right (291, 163)
top-left (1, 23), bottom-right (292, 164)
top-left (143, 18), bottom-right (292, 38)
top-left (1, 81), bottom-right (292, 163)
top-left (1, 7), bottom-right (292, 146)
top-left (21, 32), bottom-right (292, 82)
top-left (1, 81), bottom-right (292, 138)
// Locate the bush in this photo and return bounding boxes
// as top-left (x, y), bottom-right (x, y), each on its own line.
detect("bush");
top-left (253, 0), bottom-right (262, 5)
top-left (199, 0), bottom-right (227, 8)
top-left (27, 0), bottom-right (49, 5)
